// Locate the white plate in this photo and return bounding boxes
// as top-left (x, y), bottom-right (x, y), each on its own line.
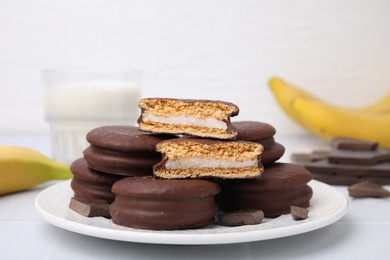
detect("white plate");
top-left (34, 180), bottom-right (348, 245)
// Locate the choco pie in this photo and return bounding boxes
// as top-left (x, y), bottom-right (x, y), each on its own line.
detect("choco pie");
top-left (69, 98), bottom-right (313, 230)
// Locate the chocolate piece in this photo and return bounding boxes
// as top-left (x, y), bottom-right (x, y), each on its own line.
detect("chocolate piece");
top-left (110, 176), bottom-right (220, 230)
top-left (331, 138), bottom-right (378, 151)
top-left (217, 163), bottom-right (313, 217)
top-left (138, 98), bottom-right (239, 140)
top-left (348, 180), bottom-right (390, 198)
top-left (69, 197), bottom-right (110, 218)
top-left (154, 138), bottom-right (264, 179)
top-left (217, 209), bottom-right (264, 226)
top-left (290, 206), bottom-right (309, 220)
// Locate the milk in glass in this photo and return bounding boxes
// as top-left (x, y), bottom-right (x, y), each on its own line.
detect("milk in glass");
top-left (43, 70), bottom-right (141, 164)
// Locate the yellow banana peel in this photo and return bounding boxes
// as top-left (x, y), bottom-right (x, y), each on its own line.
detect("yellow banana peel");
top-left (0, 146), bottom-right (72, 196)
top-left (269, 77), bottom-right (390, 147)
top-left (292, 96), bottom-right (390, 146)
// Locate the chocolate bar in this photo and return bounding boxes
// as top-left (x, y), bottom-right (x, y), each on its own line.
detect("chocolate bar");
top-left (292, 138), bottom-right (390, 185)
top-left (331, 137), bottom-right (378, 151)
top-left (328, 148), bottom-right (390, 165)
top-left (310, 173), bottom-right (390, 186)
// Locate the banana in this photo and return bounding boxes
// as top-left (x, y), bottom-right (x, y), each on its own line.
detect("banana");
top-left (290, 96), bottom-right (390, 147)
top-left (269, 77), bottom-right (390, 147)
top-left (269, 77), bottom-right (318, 128)
top-left (269, 77), bottom-right (390, 116)
top-left (0, 146), bottom-right (72, 195)
top-left (355, 93), bottom-right (390, 114)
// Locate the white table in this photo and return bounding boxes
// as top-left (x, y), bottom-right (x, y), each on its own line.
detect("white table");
top-left (1, 134), bottom-right (389, 259)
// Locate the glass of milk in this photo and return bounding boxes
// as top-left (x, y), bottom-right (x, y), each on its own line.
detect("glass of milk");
top-left (42, 69), bottom-right (141, 165)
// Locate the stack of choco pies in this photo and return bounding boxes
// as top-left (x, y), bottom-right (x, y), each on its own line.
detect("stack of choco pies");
top-left (69, 98), bottom-right (313, 230)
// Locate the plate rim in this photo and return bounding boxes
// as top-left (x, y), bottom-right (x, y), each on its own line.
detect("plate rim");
top-left (34, 180), bottom-right (348, 245)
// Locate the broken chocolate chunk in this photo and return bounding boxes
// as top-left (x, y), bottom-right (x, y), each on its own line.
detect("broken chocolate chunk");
top-left (217, 209), bottom-right (264, 226)
top-left (348, 180), bottom-right (390, 198)
top-left (290, 205), bottom-right (309, 220)
top-left (69, 197), bottom-right (111, 218)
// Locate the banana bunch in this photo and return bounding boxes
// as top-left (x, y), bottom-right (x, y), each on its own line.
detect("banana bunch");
top-left (0, 146), bottom-right (72, 195)
top-left (269, 77), bottom-right (390, 147)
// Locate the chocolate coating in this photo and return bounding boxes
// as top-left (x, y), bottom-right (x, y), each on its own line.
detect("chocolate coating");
top-left (71, 178), bottom-right (117, 203)
top-left (261, 142), bottom-right (285, 166)
top-left (255, 136), bottom-right (275, 149)
top-left (70, 159), bottom-right (124, 203)
top-left (83, 145), bottom-right (159, 176)
top-left (221, 163), bottom-right (312, 191)
top-left (86, 125), bottom-right (173, 153)
top-left (110, 177), bottom-right (220, 230)
top-left (216, 163), bottom-right (313, 217)
top-left (232, 121), bottom-right (284, 165)
top-left (112, 176), bottom-right (221, 198)
top-left (70, 158), bottom-right (124, 184)
top-left (218, 185), bottom-right (312, 217)
top-left (233, 121), bottom-right (276, 141)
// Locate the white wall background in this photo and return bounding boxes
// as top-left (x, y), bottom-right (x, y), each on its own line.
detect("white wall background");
top-left (1, 0), bottom-right (390, 136)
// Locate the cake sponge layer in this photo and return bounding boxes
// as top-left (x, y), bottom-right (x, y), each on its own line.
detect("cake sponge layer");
top-left (139, 98), bottom-right (239, 119)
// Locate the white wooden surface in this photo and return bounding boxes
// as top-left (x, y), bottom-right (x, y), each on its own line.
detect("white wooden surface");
top-left (1, 0), bottom-right (390, 135)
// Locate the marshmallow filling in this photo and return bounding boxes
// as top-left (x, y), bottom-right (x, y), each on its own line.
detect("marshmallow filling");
top-left (142, 114), bottom-right (228, 130)
top-left (165, 158), bottom-right (258, 169)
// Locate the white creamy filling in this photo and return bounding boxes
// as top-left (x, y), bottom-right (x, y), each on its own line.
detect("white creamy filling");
top-left (165, 158), bottom-right (258, 169)
top-left (143, 114), bottom-right (227, 130)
